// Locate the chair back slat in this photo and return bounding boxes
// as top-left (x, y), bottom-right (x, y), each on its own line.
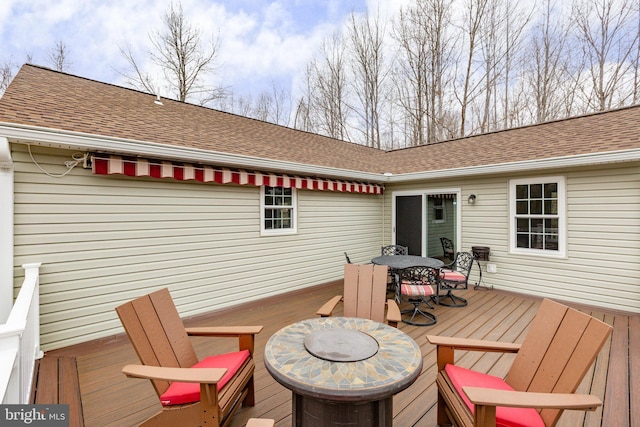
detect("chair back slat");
top-left (527, 308), bottom-right (591, 392)
top-left (149, 289), bottom-right (199, 367)
top-left (505, 299), bottom-right (568, 390)
top-left (116, 288), bottom-right (199, 397)
top-left (506, 299), bottom-right (612, 426)
top-left (540, 316), bottom-right (612, 426)
top-left (343, 264), bottom-right (388, 324)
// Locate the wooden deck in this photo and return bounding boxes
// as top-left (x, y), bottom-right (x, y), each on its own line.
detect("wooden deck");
top-left (46, 281), bottom-right (639, 427)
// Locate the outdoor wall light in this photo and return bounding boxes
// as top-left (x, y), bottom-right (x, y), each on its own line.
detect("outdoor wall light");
top-left (467, 194), bottom-right (477, 204)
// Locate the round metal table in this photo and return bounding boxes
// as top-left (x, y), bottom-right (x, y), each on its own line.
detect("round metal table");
top-left (264, 317), bottom-right (423, 427)
top-left (371, 255), bottom-right (444, 270)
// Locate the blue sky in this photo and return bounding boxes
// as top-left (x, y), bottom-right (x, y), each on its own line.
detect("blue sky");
top-left (0, 0), bottom-right (400, 99)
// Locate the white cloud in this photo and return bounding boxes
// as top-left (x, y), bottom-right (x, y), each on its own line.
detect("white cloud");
top-left (1, 0), bottom-right (368, 100)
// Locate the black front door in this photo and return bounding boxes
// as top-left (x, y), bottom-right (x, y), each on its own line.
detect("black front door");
top-left (395, 195), bottom-right (422, 255)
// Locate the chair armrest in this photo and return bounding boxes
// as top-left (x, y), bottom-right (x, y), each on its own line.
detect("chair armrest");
top-left (316, 295), bottom-right (343, 317)
top-left (427, 335), bottom-right (521, 370)
top-left (386, 299), bottom-right (401, 327)
top-left (463, 387), bottom-right (602, 411)
top-left (186, 326), bottom-right (263, 355)
top-left (426, 335), bottom-right (521, 352)
top-left (185, 326), bottom-right (264, 336)
top-left (122, 364), bottom-right (226, 384)
top-left (246, 419), bottom-right (275, 427)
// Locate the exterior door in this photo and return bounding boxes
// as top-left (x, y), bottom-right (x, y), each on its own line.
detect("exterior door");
top-left (395, 195), bottom-right (422, 255)
top-left (393, 190), bottom-right (461, 258)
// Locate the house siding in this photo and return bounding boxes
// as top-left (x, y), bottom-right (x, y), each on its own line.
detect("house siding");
top-left (385, 163), bottom-right (640, 313)
top-left (12, 145), bottom-right (385, 350)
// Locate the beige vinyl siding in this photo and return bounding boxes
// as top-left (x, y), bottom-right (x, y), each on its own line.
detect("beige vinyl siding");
top-left (385, 163), bottom-right (640, 313)
top-left (12, 145), bottom-right (384, 350)
top-left (481, 165), bottom-right (640, 312)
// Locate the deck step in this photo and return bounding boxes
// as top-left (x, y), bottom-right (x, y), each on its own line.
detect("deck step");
top-left (31, 355), bottom-right (84, 427)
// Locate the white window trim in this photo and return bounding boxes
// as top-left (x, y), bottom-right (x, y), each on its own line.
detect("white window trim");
top-left (509, 176), bottom-right (567, 258)
top-left (260, 186), bottom-right (298, 236)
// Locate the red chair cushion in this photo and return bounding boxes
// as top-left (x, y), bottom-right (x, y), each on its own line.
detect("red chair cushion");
top-left (160, 349), bottom-right (250, 406)
top-left (400, 281), bottom-right (435, 296)
top-left (440, 269), bottom-right (466, 281)
top-left (445, 364), bottom-right (545, 427)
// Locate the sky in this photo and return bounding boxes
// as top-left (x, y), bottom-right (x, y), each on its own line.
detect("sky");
top-left (0, 0), bottom-right (405, 101)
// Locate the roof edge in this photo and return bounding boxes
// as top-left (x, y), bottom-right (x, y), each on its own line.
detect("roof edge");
top-left (388, 149), bottom-right (640, 182)
top-left (0, 122), bottom-right (386, 183)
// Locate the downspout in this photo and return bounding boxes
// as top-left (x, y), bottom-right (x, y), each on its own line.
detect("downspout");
top-left (0, 137), bottom-right (13, 322)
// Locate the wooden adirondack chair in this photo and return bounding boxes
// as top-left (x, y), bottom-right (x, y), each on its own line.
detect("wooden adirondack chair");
top-left (317, 263), bottom-right (401, 327)
top-left (116, 288), bottom-right (263, 427)
top-left (426, 298), bottom-right (613, 427)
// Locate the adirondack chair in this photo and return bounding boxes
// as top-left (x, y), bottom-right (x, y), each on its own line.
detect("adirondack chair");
top-left (116, 288), bottom-right (263, 427)
top-left (317, 263), bottom-right (401, 327)
top-left (426, 298), bottom-right (613, 427)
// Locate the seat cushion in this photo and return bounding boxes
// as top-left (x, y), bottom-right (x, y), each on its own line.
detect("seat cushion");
top-left (440, 269), bottom-right (466, 282)
top-left (160, 349), bottom-right (250, 406)
top-left (400, 281), bottom-right (434, 296)
top-left (445, 364), bottom-right (545, 427)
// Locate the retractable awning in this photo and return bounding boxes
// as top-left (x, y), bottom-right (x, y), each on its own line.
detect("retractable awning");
top-left (91, 154), bottom-right (384, 195)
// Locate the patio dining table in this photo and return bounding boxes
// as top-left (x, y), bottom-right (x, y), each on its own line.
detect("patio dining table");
top-left (371, 254), bottom-right (444, 270)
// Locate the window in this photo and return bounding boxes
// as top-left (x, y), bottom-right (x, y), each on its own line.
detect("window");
top-left (510, 176), bottom-right (565, 257)
top-left (261, 186), bottom-right (297, 235)
top-left (433, 198), bottom-right (445, 223)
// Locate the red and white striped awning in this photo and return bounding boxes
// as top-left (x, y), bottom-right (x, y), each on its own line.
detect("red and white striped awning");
top-left (91, 154), bottom-right (384, 195)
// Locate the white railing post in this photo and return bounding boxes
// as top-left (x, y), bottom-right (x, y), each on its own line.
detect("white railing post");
top-left (0, 262), bottom-right (42, 404)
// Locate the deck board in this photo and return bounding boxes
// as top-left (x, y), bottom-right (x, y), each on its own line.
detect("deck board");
top-left (46, 281), bottom-right (636, 427)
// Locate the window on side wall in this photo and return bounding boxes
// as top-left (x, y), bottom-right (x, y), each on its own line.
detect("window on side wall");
top-left (509, 176), bottom-right (566, 257)
top-left (261, 186), bottom-right (297, 235)
top-left (433, 198), bottom-right (445, 223)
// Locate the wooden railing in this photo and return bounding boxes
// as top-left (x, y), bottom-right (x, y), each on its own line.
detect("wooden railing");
top-left (0, 263), bottom-right (43, 404)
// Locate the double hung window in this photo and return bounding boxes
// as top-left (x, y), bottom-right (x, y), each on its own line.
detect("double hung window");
top-left (261, 186), bottom-right (297, 235)
top-left (433, 198), bottom-right (445, 223)
top-left (510, 177), bottom-right (565, 257)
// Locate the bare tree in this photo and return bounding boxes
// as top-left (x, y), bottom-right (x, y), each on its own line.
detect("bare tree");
top-left (392, 4), bottom-right (430, 146)
top-left (118, 1), bottom-right (224, 104)
top-left (497, 1), bottom-right (532, 129)
top-left (293, 67), bottom-right (316, 133)
top-left (393, 0), bottom-right (456, 145)
top-left (264, 82), bottom-right (291, 126)
top-left (525, 0), bottom-right (573, 123)
top-left (347, 10), bottom-right (390, 148)
top-left (456, 0), bottom-right (489, 137)
top-left (573, 0), bottom-right (639, 110)
top-left (305, 32), bottom-right (351, 141)
top-left (633, 3), bottom-right (640, 103)
top-left (47, 40), bottom-right (72, 72)
top-left (0, 60), bottom-right (16, 95)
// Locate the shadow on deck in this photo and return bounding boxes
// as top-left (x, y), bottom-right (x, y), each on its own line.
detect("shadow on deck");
top-left (46, 281), bottom-right (639, 427)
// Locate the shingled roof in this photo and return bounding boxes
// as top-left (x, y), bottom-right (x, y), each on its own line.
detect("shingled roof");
top-left (1, 64), bottom-right (639, 179)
